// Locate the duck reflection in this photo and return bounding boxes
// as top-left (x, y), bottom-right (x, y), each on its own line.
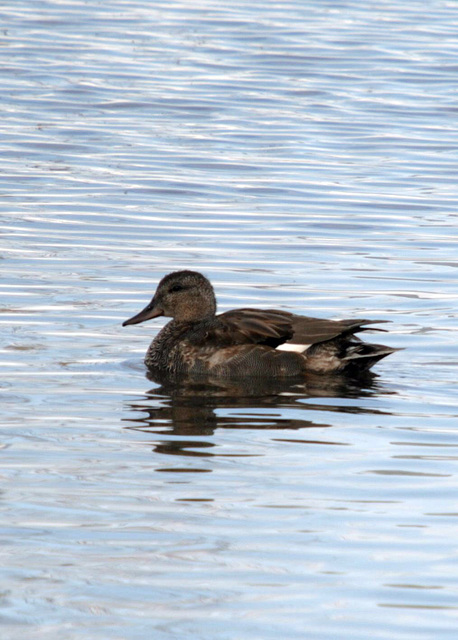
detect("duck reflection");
top-left (123, 372), bottom-right (390, 460)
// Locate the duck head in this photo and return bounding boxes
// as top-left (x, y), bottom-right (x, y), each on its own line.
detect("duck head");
top-left (122, 270), bottom-right (217, 326)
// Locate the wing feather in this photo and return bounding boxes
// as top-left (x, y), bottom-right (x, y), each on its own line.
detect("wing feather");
top-left (203, 309), bottom-right (294, 347)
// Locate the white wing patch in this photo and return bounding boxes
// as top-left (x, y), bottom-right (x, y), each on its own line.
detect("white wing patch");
top-left (276, 343), bottom-right (310, 353)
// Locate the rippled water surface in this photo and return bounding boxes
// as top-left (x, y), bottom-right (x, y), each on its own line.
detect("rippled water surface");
top-left (1, 1), bottom-right (458, 638)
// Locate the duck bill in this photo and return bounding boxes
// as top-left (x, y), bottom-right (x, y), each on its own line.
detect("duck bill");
top-left (122, 299), bottom-right (163, 326)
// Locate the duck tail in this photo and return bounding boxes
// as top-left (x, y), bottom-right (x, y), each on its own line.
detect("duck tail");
top-left (304, 338), bottom-right (400, 375)
top-left (341, 342), bottom-right (401, 374)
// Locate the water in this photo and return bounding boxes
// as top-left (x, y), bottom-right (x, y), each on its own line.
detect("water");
top-left (1, 1), bottom-right (458, 638)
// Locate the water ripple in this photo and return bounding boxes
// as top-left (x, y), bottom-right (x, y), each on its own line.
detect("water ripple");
top-left (1, 1), bottom-right (458, 639)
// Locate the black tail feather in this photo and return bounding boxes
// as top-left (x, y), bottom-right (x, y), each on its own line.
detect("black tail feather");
top-left (342, 342), bottom-right (401, 373)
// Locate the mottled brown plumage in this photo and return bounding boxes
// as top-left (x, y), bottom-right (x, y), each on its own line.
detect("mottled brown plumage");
top-left (123, 270), bottom-right (397, 380)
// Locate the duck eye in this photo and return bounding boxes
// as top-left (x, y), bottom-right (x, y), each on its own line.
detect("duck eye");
top-left (169, 284), bottom-right (185, 293)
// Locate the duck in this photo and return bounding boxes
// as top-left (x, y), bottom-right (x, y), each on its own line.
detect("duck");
top-left (123, 270), bottom-right (397, 379)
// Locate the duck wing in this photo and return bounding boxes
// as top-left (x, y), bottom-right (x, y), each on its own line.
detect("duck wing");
top-left (192, 310), bottom-right (388, 350)
top-left (288, 315), bottom-right (388, 347)
top-left (192, 308), bottom-right (294, 348)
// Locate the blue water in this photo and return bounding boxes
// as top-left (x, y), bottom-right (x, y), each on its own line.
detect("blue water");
top-left (1, 1), bottom-right (457, 638)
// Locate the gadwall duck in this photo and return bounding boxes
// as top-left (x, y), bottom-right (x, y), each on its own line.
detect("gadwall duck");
top-left (123, 270), bottom-right (397, 379)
